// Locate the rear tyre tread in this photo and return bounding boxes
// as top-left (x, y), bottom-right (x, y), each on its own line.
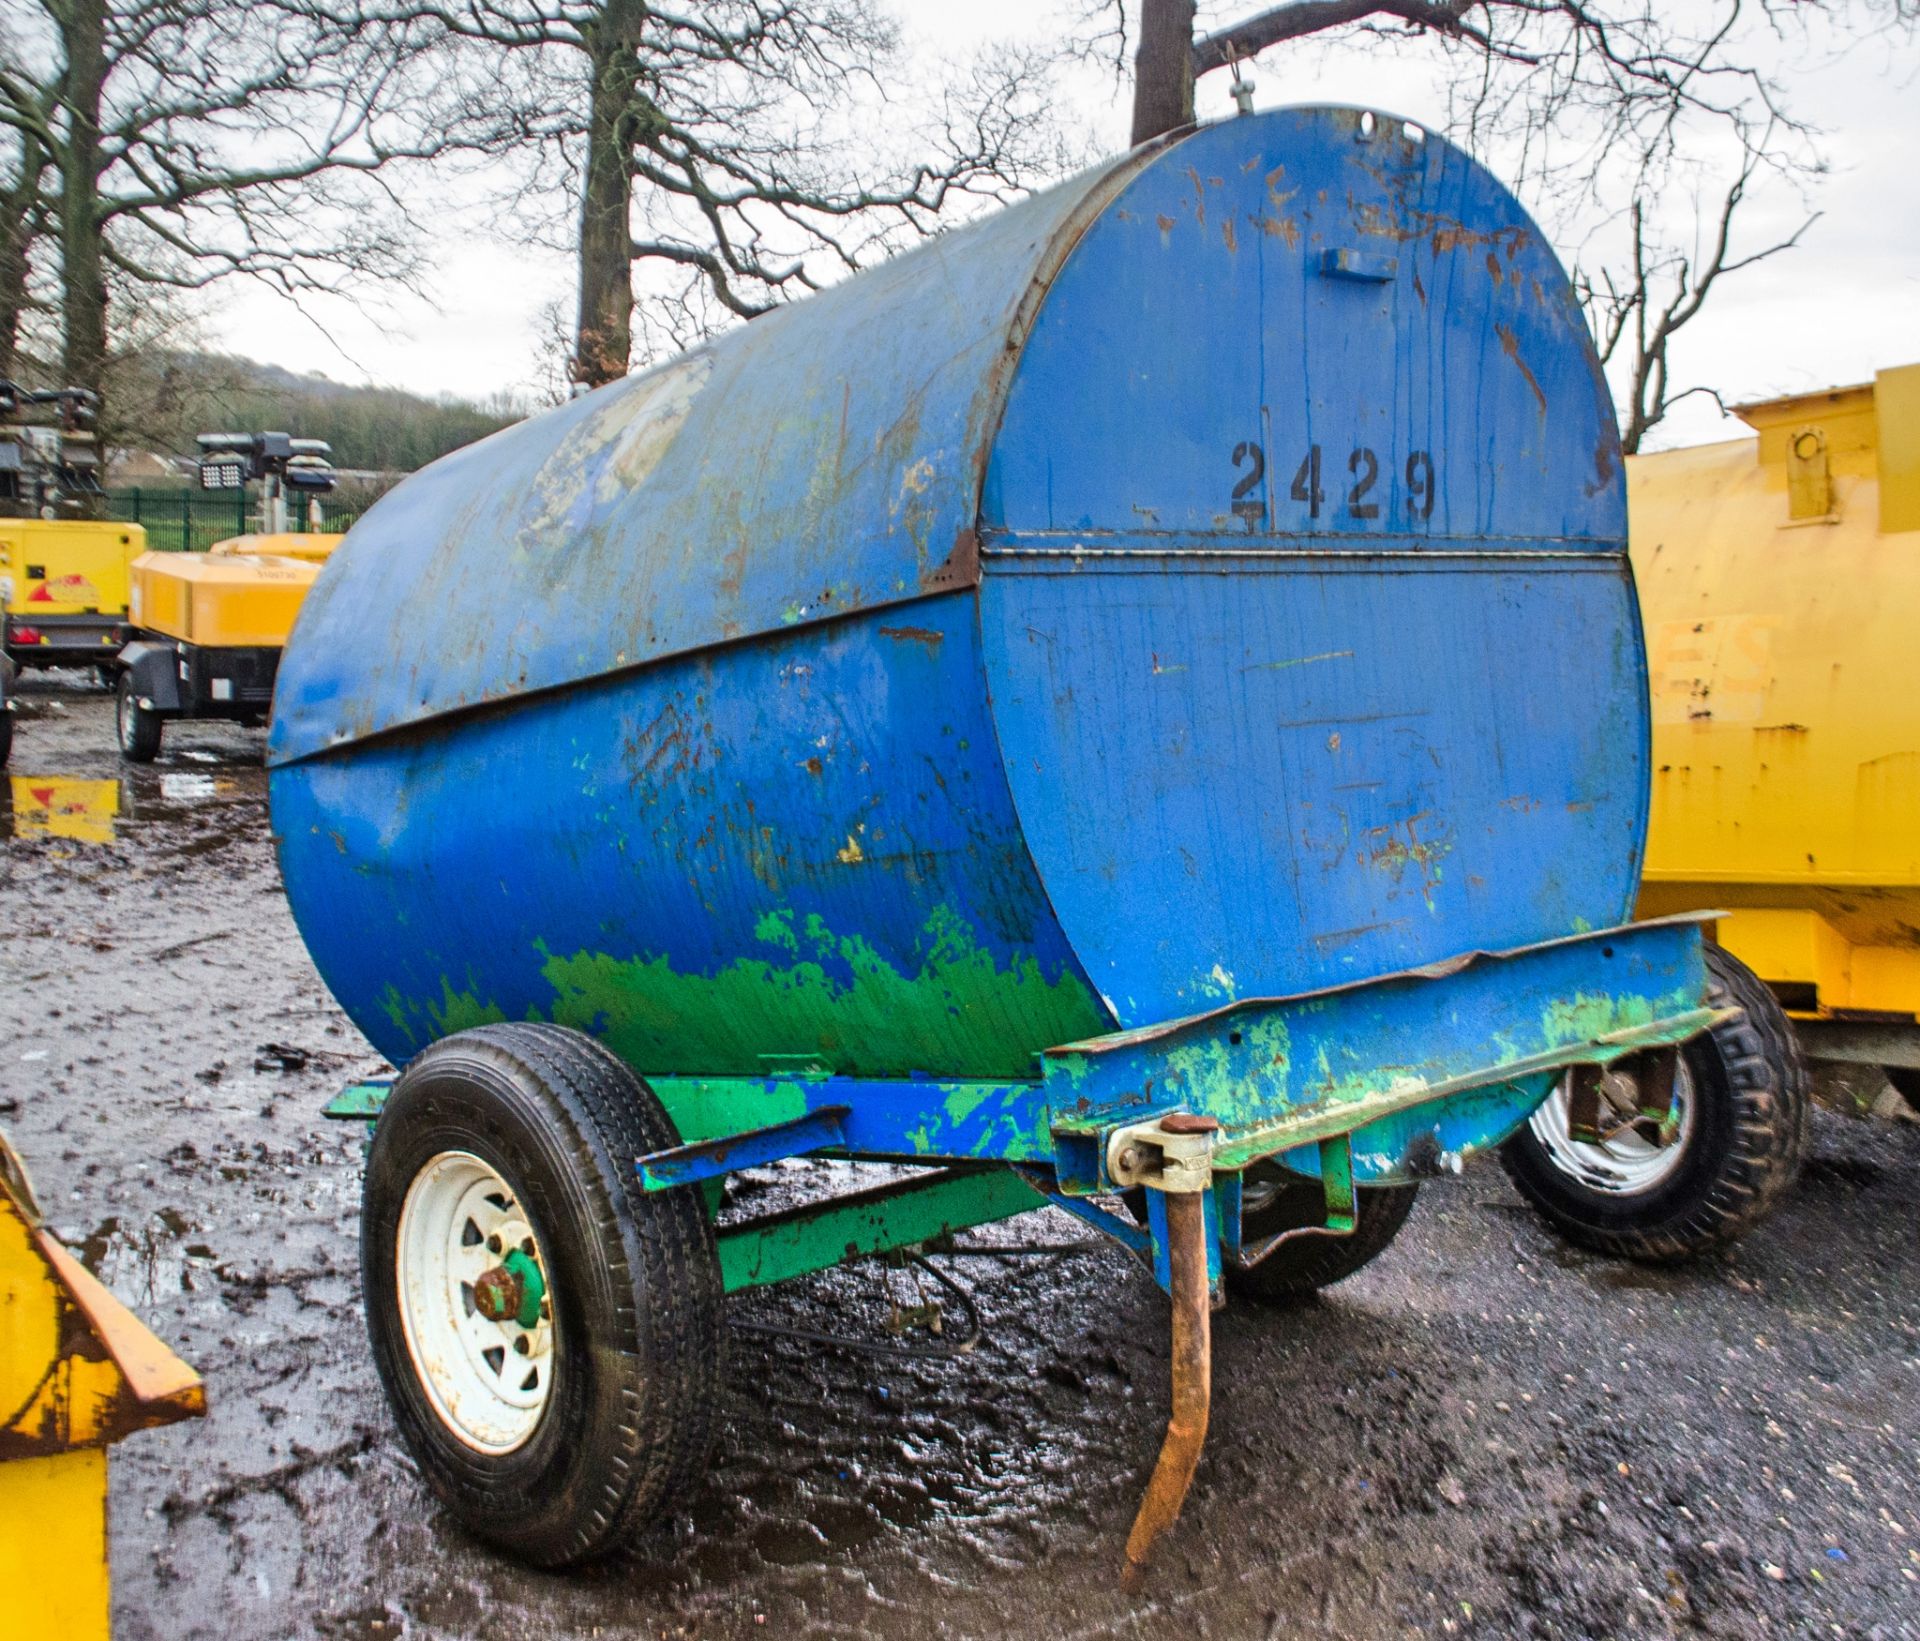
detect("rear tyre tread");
top-left (1499, 944), bottom-right (1807, 1263)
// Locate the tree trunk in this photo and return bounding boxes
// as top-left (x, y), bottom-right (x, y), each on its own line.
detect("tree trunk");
top-left (573, 0), bottom-right (646, 388)
top-left (0, 152), bottom-right (38, 380)
top-left (56, 0), bottom-right (110, 401)
top-left (0, 135), bottom-right (44, 381)
top-left (1131, 0), bottom-right (1198, 147)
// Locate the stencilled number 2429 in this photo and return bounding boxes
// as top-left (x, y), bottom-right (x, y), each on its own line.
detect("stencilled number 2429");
top-left (1228, 442), bottom-right (1438, 523)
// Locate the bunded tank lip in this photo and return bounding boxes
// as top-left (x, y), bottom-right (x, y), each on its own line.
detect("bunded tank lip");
top-left (976, 537), bottom-right (1627, 556)
top-left (1044, 911), bottom-right (1725, 1057)
top-left (266, 131), bottom-right (1186, 774)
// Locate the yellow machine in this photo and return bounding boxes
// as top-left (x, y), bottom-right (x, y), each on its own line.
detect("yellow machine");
top-left (1632, 361), bottom-right (1920, 1091)
top-left (115, 427), bottom-right (344, 762)
top-left (1, 382), bottom-right (147, 768)
top-left (128, 534), bottom-right (340, 649)
top-left (1, 1133), bottom-right (205, 1639)
top-left (0, 384), bottom-right (145, 677)
top-left (117, 532), bottom-right (342, 761)
top-left (0, 517), bottom-right (146, 665)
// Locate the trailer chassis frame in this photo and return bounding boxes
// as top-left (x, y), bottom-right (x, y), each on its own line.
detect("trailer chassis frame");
top-left (328, 912), bottom-right (1720, 1578)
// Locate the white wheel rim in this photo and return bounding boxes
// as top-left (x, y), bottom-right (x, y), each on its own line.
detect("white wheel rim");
top-left (395, 1151), bottom-right (556, 1453)
top-left (1528, 1062), bottom-right (1695, 1196)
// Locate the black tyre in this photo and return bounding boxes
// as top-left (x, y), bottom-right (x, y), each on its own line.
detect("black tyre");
top-left (1225, 1169), bottom-right (1420, 1304)
top-left (116, 671), bottom-right (162, 762)
top-left (361, 1022), bottom-right (722, 1568)
top-left (1500, 944), bottom-right (1807, 1262)
top-left (1127, 1169), bottom-right (1419, 1305)
top-left (0, 709), bottom-right (11, 769)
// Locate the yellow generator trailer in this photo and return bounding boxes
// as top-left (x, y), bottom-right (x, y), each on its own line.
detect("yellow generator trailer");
top-left (1503, 363), bottom-right (1916, 1256)
top-left (0, 382), bottom-right (146, 768)
top-left (118, 531), bottom-right (342, 761)
top-left (115, 430), bottom-right (342, 761)
top-left (1631, 363), bottom-right (1920, 1095)
top-left (0, 516), bottom-right (145, 668)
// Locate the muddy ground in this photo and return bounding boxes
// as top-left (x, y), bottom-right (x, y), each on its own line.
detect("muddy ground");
top-left (3, 677), bottom-right (1918, 1640)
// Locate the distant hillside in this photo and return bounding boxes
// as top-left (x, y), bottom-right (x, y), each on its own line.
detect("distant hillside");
top-left (131, 352), bottom-right (530, 475)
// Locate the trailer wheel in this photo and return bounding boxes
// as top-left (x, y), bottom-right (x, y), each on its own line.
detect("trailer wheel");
top-left (1500, 944), bottom-right (1807, 1262)
top-left (361, 1023), bottom-right (722, 1567)
top-left (0, 710), bottom-right (11, 769)
top-left (115, 672), bottom-right (163, 762)
top-left (1225, 1171), bottom-right (1420, 1304)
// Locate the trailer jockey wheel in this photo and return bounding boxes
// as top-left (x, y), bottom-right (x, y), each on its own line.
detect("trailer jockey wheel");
top-left (1500, 944), bottom-right (1808, 1262)
top-left (361, 1023), bottom-right (723, 1567)
top-left (116, 671), bottom-right (163, 762)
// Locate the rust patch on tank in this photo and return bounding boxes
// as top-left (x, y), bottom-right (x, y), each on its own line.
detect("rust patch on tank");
top-left (1496, 325), bottom-right (1547, 415)
top-left (879, 625), bottom-right (945, 656)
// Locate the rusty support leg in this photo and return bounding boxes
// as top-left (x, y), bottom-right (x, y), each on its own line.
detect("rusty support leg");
top-left (1121, 1187), bottom-right (1212, 1591)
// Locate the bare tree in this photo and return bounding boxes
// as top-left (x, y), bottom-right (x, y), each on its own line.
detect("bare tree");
top-left (0, 0), bottom-right (465, 408)
top-left (388, 0), bottom-right (1073, 385)
top-left (0, 125), bottom-right (47, 378)
top-left (1580, 159), bottom-right (1816, 452)
top-left (1130, 0), bottom-right (1196, 146)
top-left (1110, 0), bottom-right (1902, 440)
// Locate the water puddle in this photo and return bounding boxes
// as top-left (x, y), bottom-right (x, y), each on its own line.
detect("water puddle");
top-left (3, 768), bottom-right (258, 843)
top-left (4, 773), bottom-right (124, 842)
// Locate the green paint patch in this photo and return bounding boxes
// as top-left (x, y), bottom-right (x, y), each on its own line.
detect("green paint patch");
top-left (536, 903), bottom-right (1105, 1082)
top-left (381, 976), bottom-right (512, 1050)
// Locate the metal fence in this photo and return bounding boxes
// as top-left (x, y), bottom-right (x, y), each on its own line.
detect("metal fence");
top-left (104, 488), bottom-right (364, 552)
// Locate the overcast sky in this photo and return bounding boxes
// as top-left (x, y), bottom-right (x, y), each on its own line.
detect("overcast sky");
top-left (210, 1), bottom-right (1920, 452)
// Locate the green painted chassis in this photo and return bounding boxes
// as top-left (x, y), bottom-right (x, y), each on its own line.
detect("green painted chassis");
top-left (327, 915), bottom-right (1719, 1297)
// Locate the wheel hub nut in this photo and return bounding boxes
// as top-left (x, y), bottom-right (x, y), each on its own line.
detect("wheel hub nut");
top-left (473, 1264), bottom-right (524, 1323)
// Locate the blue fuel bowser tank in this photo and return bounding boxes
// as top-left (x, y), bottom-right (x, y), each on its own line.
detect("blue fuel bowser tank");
top-left (274, 106), bottom-right (1717, 1578)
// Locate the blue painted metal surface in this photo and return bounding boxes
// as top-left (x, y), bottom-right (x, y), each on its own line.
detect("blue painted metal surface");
top-left (977, 111), bottom-right (1637, 1023)
top-left (1042, 913), bottom-right (1712, 1188)
top-left (635, 1106), bottom-right (850, 1191)
top-left (272, 105), bottom-right (1652, 1195)
top-left (273, 590), bottom-right (1107, 1077)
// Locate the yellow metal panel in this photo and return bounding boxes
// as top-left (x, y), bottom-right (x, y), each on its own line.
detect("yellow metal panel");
top-left (1, 1138), bottom-right (202, 1641)
top-left (1879, 363), bottom-right (1920, 534)
top-left (1733, 381), bottom-right (1879, 483)
top-left (1, 1149), bottom-right (205, 1459)
top-left (1854, 946), bottom-right (1920, 1014)
top-left (208, 531), bottom-right (343, 563)
top-left (0, 1449), bottom-right (110, 1641)
top-left (1714, 908), bottom-right (1852, 1002)
top-left (0, 519), bottom-right (146, 618)
top-left (130, 547), bottom-right (326, 648)
top-left (1785, 427), bottom-right (1832, 520)
top-left (0, 1186), bottom-right (63, 1426)
top-left (1634, 365), bottom-right (1920, 1017)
